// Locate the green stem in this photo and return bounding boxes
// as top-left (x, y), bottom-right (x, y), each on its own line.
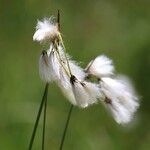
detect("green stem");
top-left (42, 84), bottom-right (48, 150)
top-left (28, 83), bottom-right (49, 150)
top-left (59, 104), bottom-right (74, 150)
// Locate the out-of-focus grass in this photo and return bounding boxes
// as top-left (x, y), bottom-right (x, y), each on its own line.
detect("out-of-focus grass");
top-left (0, 0), bottom-right (150, 149)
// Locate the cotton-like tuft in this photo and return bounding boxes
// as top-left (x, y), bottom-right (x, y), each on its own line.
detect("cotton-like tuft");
top-left (56, 45), bottom-right (86, 80)
top-left (58, 83), bottom-right (77, 105)
top-left (46, 44), bottom-right (87, 105)
top-left (35, 15), bottom-right (140, 126)
top-left (70, 77), bottom-right (102, 108)
top-left (39, 51), bottom-right (54, 82)
top-left (100, 77), bottom-right (139, 124)
top-left (69, 60), bottom-right (86, 81)
top-left (33, 18), bottom-right (59, 42)
top-left (85, 55), bottom-right (114, 78)
top-left (83, 82), bottom-right (103, 105)
top-left (71, 80), bottom-right (90, 108)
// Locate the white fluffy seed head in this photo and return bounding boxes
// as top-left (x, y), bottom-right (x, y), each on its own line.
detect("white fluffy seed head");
top-left (39, 45), bottom-right (62, 83)
top-left (33, 17), bottom-right (59, 43)
top-left (50, 44), bottom-right (87, 87)
top-left (46, 44), bottom-right (87, 106)
top-left (57, 45), bottom-right (87, 81)
top-left (69, 61), bottom-right (86, 81)
top-left (39, 51), bottom-right (54, 82)
top-left (49, 50), bottom-right (62, 81)
top-left (71, 80), bottom-right (89, 108)
top-left (83, 82), bottom-right (103, 105)
top-left (100, 76), bottom-right (139, 124)
top-left (107, 100), bottom-right (132, 124)
top-left (57, 80), bottom-right (77, 106)
top-left (70, 77), bottom-right (102, 108)
top-left (85, 55), bottom-right (114, 78)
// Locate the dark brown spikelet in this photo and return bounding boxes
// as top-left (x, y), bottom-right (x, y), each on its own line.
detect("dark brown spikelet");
top-left (105, 97), bottom-right (112, 104)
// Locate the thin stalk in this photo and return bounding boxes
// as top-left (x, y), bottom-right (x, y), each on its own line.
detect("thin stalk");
top-left (58, 33), bottom-right (72, 76)
top-left (56, 11), bottom-right (72, 77)
top-left (42, 84), bottom-right (48, 150)
top-left (28, 83), bottom-right (49, 150)
top-left (57, 9), bottom-right (60, 31)
top-left (54, 49), bottom-right (70, 77)
top-left (59, 104), bottom-right (74, 150)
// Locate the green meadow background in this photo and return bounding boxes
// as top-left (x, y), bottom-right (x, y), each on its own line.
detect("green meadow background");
top-left (0, 0), bottom-right (150, 149)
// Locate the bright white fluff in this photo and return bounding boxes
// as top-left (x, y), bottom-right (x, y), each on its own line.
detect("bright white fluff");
top-left (107, 100), bottom-right (132, 124)
top-left (56, 45), bottom-right (86, 80)
top-left (39, 51), bottom-right (54, 82)
top-left (47, 44), bottom-right (88, 105)
top-left (56, 61), bottom-right (88, 105)
top-left (33, 17), bottom-right (59, 42)
top-left (86, 55), bottom-right (114, 77)
top-left (83, 82), bottom-right (103, 105)
top-left (49, 44), bottom-right (86, 82)
top-left (100, 76), bottom-right (139, 124)
top-left (71, 79), bottom-right (102, 108)
top-left (69, 60), bottom-right (86, 81)
top-left (48, 49), bottom-right (77, 105)
top-left (71, 81), bottom-right (89, 108)
top-left (40, 44), bottom-right (103, 108)
top-left (58, 83), bottom-right (77, 105)
top-left (49, 50), bottom-right (62, 81)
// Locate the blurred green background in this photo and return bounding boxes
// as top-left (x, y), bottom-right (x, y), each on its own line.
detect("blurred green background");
top-left (0, 0), bottom-right (150, 149)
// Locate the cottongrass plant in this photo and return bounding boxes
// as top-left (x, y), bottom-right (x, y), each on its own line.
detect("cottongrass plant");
top-left (29, 11), bottom-right (139, 150)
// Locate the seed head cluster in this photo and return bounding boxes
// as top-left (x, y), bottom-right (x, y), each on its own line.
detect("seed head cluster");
top-left (33, 16), bottom-right (139, 125)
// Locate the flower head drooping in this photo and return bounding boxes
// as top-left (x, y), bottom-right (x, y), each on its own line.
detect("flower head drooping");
top-left (34, 14), bottom-right (139, 125)
top-left (49, 46), bottom-right (100, 107)
top-left (39, 50), bottom-right (54, 82)
top-left (70, 75), bottom-right (102, 108)
top-left (33, 17), bottom-right (60, 43)
top-left (85, 54), bottom-right (139, 124)
top-left (32, 13), bottom-right (140, 150)
top-left (100, 76), bottom-right (139, 124)
top-left (85, 55), bottom-right (114, 78)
